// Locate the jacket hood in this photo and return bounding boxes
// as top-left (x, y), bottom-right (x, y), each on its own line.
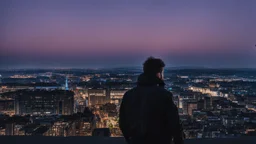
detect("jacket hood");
top-left (137, 73), bottom-right (165, 87)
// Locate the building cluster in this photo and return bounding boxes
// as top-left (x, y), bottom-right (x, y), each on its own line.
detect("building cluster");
top-left (168, 69), bottom-right (256, 138)
top-left (0, 68), bottom-right (256, 138)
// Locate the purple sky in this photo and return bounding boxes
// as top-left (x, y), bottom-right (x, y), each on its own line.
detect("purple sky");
top-left (0, 0), bottom-right (256, 69)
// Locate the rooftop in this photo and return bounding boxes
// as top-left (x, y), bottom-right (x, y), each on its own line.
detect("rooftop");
top-left (0, 136), bottom-right (255, 144)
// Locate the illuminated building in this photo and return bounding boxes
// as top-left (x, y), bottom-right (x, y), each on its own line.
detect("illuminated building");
top-left (45, 122), bottom-right (76, 137)
top-left (0, 99), bottom-right (14, 111)
top-left (0, 85), bottom-right (33, 94)
top-left (65, 76), bottom-right (69, 91)
top-left (178, 94), bottom-right (196, 109)
top-left (189, 86), bottom-right (220, 97)
top-left (0, 99), bottom-right (14, 115)
top-left (187, 102), bottom-right (198, 116)
top-left (14, 90), bottom-right (74, 115)
top-left (110, 89), bottom-right (127, 105)
top-left (88, 89), bottom-right (109, 106)
top-left (178, 97), bottom-right (183, 109)
top-left (178, 93), bottom-right (197, 115)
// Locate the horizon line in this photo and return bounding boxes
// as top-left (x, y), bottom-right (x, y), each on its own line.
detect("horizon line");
top-left (1, 66), bottom-right (256, 71)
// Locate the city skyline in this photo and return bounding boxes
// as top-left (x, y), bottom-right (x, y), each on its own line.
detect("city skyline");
top-left (1, 0), bottom-right (256, 69)
top-left (1, 68), bottom-right (256, 138)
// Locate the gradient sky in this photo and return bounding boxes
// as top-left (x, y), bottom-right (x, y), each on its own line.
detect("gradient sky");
top-left (0, 0), bottom-right (256, 69)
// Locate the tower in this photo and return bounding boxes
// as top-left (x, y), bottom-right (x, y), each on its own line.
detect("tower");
top-left (65, 76), bottom-right (69, 90)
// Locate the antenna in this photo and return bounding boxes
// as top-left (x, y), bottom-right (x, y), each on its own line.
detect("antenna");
top-left (65, 76), bottom-right (69, 91)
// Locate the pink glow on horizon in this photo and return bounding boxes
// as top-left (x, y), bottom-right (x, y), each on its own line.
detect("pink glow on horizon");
top-left (1, 0), bottom-right (256, 68)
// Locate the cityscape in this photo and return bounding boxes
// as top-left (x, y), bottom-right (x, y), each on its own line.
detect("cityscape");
top-left (0, 68), bottom-right (256, 138)
top-left (1, 0), bottom-right (256, 143)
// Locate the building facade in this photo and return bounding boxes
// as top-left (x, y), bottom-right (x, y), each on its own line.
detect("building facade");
top-left (109, 89), bottom-right (127, 105)
top-left (187, 102), bottom-right (198, 116)
top-left (14, 90), bottom-right (74, 115)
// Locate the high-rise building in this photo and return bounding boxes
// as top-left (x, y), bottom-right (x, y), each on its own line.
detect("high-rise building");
top-left (187, 102), bottom-right (198, 116)
top-left (15, 90), bottom-right (74, 115)
top-left (109, 89), bottom-right (128, 105)
top-left (65, 76), bottom-right (69, 91)
top-left (88, 89), bottom-right (109, 106)
top-left (179, 94), bottom-right (197, 114)
top-left (5, 123), bottom-right (14, 136)
top-left (178, 97), bottom-right (183, 109)
top-left (0, 99), bottom-right (14, 111)
top-left (204, 96), bottom-right (212, 110)
top-left (181, 99), bottom-right (190, 114)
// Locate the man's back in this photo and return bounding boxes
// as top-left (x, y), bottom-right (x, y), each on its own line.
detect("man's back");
top-left (119, 73), bottom-right (184, 144)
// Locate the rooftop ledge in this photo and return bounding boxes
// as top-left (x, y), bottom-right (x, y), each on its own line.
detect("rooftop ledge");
top-left (0, 136), bottom-right (256, 144)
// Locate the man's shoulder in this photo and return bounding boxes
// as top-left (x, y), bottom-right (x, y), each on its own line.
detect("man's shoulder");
top-left (122, 88), bottom-right (138, 101)
top-left (156, 87), bottom-right (173, 96)
top-left (124, 86), bottom-right (172, 96)
top-left (124, 88), bottom-right (137, 96)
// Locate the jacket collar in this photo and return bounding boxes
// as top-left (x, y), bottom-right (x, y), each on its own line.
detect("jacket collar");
top-left (137, 73), bottom-right (165, 87)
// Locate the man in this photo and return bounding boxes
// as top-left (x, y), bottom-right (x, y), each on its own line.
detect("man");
top-left (119, 57), bottom-right (184, 144)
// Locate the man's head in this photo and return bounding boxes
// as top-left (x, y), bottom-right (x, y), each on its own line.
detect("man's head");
top-left (143, 57), bottom-right (165, 80)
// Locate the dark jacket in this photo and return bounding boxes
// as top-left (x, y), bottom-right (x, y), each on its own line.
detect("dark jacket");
top-left (119, 73), bottom-right (184, 144)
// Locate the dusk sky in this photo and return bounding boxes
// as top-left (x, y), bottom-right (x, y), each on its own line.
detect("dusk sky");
top-left (0, 0), bottom-right (256, 69)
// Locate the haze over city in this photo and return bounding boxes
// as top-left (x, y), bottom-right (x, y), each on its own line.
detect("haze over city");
top-left (1, 0), bottom-right (256, 69)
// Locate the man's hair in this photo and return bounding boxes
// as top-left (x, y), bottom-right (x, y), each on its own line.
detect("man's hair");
top-left (143, 57), bottom-right (165, 74)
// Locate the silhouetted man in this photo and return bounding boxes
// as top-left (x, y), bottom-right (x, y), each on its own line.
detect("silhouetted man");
top-left (119, 57), bottom-right (184, 144)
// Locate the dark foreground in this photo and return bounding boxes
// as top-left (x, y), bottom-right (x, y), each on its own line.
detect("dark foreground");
top-left (0, 136), bottom-right (255, 144)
